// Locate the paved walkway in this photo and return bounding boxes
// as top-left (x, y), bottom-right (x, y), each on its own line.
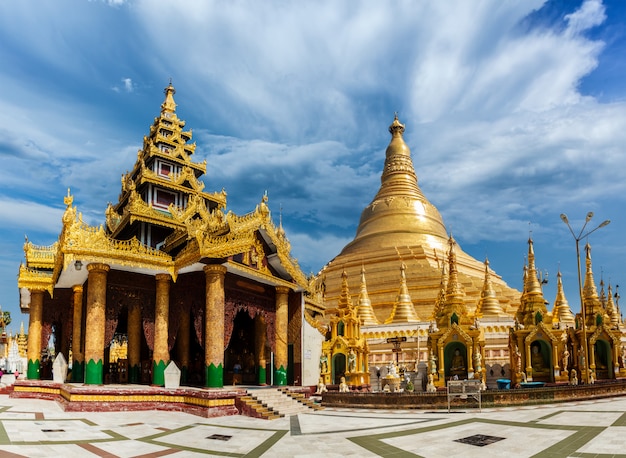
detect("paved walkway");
top-left (0, 393), bottom-right (625, 457)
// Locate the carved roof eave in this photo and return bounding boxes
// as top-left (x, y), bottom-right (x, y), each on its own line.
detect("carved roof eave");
top-left (255, 221), bottom-right (308, 289)
top-left (361, 328), bottom-right (419, 339)
top-left (524, 321), bottom-right (560, 345)
top-left (304, 296), bottom-right (325, 315)
top-left (143, 144), bottom-right (204, 172)
top-left (304, 310), bottom-right (328, 336)
top-left (17, 264), bottom-right (54, 298)
top-left (197, 205), bottom-right (309, 290)
top-left (23, 241), bottom-right (58, 269)
top-left (225, 261), bottom-right (299, 291)
top-left (589, 323), bottom-right (622, 345)
top-left (437, 323), bottom-right (474, 347)
top-left (58, 206), bottom-right (176, 281)
top-left (173, 238), bottom-right (201, 270)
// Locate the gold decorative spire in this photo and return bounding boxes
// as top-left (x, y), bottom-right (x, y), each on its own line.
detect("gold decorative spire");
top-left (356, 266), bottom-right (379, 326)
top-left (599, 278), bottom-right (611, 324)
top-left (524, 238), bottom-right (543, 295)
top-left (432, 254), bottom-right (448, 320)
top-left (161, 80), bottom-right (177, 115)
top-left (552, 270), bottom-right (575, 326)
top-left (477, 258), bottom-right (504, 317)
top-left (337, 269), bottom-right (354, 310)
top-left (607, 283), bottom-right (618, 327)
top-left (517, 238), bottom-right (548, 326)
top-left (438, 235), bottom-right (468, 326)
top-left (386, 263), bottom-right (419, 323)
top-left (339, 114), bottom-right (448, 256)
top-left (582, 242), bottom-right (602, 323)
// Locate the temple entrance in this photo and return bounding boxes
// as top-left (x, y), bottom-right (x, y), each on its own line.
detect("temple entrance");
top-left (105, 305), bottom-right (132, 384)
top-left (530, 340), bottom-right (552, 382)
top-left (333, 353), bottom-right (346, 384)
top-left (445, 342), bottom-right (467, 380)
top-left (594, 339), bottom-right (612, 380)
top-left (225, 311), bottom-right (256, 385)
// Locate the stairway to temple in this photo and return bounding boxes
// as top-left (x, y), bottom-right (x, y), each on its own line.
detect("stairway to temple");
top-left (241, 388), bottom-right (322, 419)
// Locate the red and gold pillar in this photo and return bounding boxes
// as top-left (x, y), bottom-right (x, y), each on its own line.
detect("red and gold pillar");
top-left (274, 286), bottom-right (289, 386)
top-left (204, 264), bottom-right (227, 388)
top-left (26, 290), bottom-right (44, 380)
top-left (176, 306), bottom-right (190, 384)
top-left (153, 273), bottom-right (171, 386)
top-left (71, 285), bottom-right (84, 382)
top-left (127, 300), bottom-right (141, 384)
top-left (84, 263), bottom-right (110, 385)
top-left (255, 314), bottom-right (267, 385)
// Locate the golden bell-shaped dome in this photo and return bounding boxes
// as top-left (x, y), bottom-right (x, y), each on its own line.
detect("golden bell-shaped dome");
top-left (318, 116), bottom-right (521, 321)
top-left (340, 114), bottom-right (448, 257)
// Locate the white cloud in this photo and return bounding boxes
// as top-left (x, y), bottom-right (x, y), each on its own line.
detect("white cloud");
top-left (565, 0), bottom-right (606, 36)
top-left (0, 197), bottom-right (64, 233)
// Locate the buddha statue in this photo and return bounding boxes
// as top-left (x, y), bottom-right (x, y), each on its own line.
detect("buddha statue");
top-left (315, 377), bottom-right (327, 394)
top-left (339, 376), bottom-right (350, 393)
top-left (450, 348), bottom-right (466, 376)
top-left (531, 344), bottom-right (549, 374)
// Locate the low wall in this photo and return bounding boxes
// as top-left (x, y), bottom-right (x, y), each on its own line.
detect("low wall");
top-left (322, 379), bottom-right (626, 410)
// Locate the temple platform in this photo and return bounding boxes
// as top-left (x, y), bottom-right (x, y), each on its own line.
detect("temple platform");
top-left (11, 380), bottom-right (245, 418)
top-left (322, 379), bottom-right (626, 410)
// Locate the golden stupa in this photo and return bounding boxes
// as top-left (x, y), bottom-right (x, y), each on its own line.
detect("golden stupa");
top-left (318, 115), bottom-right (521, 321)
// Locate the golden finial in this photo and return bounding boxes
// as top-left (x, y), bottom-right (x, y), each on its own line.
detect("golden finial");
top-left (64, 188), bottom-right (74, 207)
top-left (389, 113), bottom-right (405, 136)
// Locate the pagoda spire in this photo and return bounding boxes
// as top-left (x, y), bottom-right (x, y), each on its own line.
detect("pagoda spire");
top-left (386, 263), bottom-right (419, 323)
top-left (337, 269), bottom-right (354, 311)
top-left (439, 235), bottom-right (468, 326)
top-left (582, 242), bottom-right (602, 325)
top-left (517, 238), bottom-right (548, 327)
top-left (433, 252), bottom-right (448, 321)
top-left (356, 266), bottom-right (379, 326)
top-left (476, 258), bottom-right (504, 317)
top-left (607, 283), bottom-right (618, 327)
top-left (552, 270), bottom-right (576, 326)
top-left (161, 80), bottom-right (177, 115)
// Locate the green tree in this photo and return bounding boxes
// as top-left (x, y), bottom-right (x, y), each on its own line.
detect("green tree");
top-left (2, 310), bottom-right (11, 330)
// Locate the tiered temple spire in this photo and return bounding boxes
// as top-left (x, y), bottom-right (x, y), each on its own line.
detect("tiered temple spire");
top-left (356, 267), bottom-right (379, 326)
top-left (438, 235), bottom-right (468, 326)
top-left (516, 238), bottom-right (548, 327)
top-left (476, 258), bottom-right (505, 317)
top-left (582, 243), bottom-right (602, 326)
top-left (386, 263), bottom-right (419, 323)
top-left (552, 271), bottom-right (576, 326)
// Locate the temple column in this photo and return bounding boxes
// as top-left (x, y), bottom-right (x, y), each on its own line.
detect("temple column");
top-left (274, 286), bottom-right (290, 386)
top-left (84, 263), bottom-right (110, 385)
top-left (437, 344), bottom-right (445, 383)
top-left (71, 285), bottom-right (84, 382)
top-left (176, 306), bottom-right (190, 384)
top-left (255, 314), bottom-right (267, 385)
top-left (26, 290), bottom-right (44, 380)
top-left (153, 273), bottom-right (171, 386)
top-left (127, 300), bottom-right (141, 384)
top-left (589, 341), bottom-right (596, 375)
top-left (204, 264), bottom-right (227, 388)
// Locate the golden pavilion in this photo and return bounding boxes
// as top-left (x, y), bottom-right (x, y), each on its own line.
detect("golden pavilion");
top-left (17, 83), bottom-right (318, 388)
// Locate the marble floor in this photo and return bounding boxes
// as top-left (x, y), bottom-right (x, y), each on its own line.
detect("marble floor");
top-left (0, 393), bottom-right (625, 457)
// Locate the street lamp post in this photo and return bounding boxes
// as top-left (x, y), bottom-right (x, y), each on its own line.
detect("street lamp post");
top-left (560, 212), bottom-right (610, 384)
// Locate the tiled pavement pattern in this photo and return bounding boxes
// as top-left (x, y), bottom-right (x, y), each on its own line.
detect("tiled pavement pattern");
top-left (1, 394), bottom-right (626, 457)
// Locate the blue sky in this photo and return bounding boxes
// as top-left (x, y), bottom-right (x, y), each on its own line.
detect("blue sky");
top-left (1, 0), bottom-right (625, 332)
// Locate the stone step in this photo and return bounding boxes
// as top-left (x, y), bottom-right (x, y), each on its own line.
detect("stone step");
top-left (246, 388), bottom-right (320, 417)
